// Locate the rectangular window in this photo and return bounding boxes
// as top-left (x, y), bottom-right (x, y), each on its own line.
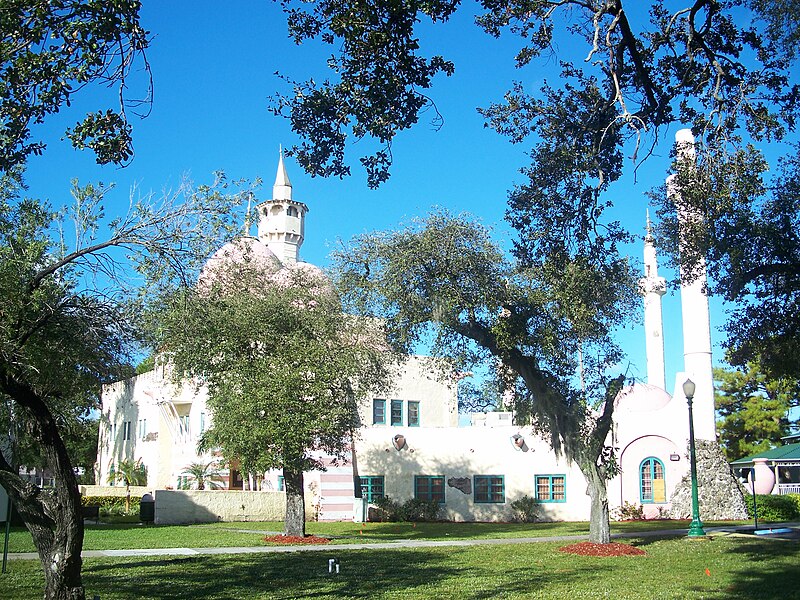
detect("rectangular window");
top-left (277, 475), bottom-right (284, 491)
top-left (179, 415), bottom-right (190, 436)
top-left (407, 401), bottom-right (420, 427)
top-left (372, 399), bottom-right (386, 425)
top-left (414, 475), bottom-right (445, 504)
top-left (137, 419), bottom-right (147, 439)
top-left (200, 412), bottom-right (206, 434)
top-left (535, 475), bottom-right (566, 502)
top-left (474, 475), bottom-right (505, 503)
top-left (122, 421), bottom-right (131, 441)
top-left (359, 476), bottom-right (385, 502)
top-left (391, 399), bottom-right (403, 426)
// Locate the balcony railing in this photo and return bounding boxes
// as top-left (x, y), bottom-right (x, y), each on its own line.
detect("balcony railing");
top-left (777, 483), bottom-right (800, 495)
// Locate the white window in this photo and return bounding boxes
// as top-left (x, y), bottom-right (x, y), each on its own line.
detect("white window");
top-left (179, 415), bottom-right (190, 436)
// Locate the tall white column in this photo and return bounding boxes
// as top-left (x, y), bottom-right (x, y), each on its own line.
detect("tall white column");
top-left (670, 129), bottom-right (716, 441)
top-left (639, 212), bottom-right (666, 390)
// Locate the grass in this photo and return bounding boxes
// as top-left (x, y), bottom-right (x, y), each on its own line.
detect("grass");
top-left (4, 519), bottom-right (750, 553)
top-left (3, 535), bottom-right (798, 599)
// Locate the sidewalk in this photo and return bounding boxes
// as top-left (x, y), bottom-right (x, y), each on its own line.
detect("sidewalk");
top-left (7, 522), bottom-right (798, 561)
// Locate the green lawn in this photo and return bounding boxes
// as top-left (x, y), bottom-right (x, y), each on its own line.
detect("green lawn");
top-left (3, 535), bottom-right (797, 599)
top-left (4, 519), bottom-right (749, 553)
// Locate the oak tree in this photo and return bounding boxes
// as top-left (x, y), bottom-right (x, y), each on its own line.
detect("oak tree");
top-left (0, 176), bottom-right (239, 600)
top-left (333, 211), bottom-right (636, 543)
top-left (161, 259), bottom-right (394, 537)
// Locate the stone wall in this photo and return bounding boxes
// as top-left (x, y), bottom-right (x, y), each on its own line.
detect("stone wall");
top-left (153, 489), bottom-right (317, 525)
top-left (668, 440), bottom-right (748, 520)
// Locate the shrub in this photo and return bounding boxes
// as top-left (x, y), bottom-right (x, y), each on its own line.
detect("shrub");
top-left (398, 498), bottom-right (441, 522)
top-left (81, 495), bottom-right (141, 516)
top-left (370, 496), bottom-right (441, 522)
top-left (510, 495), bottom-right (542, 523)
top-left (745, 494), bottom-right (800, 522)
top-left (613, 502), bottom-right (646, 521)
top-left (371, 496), bottom-right (400, 522)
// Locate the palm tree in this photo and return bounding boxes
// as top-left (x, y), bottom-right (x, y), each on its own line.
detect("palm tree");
top-left (107, 459), bottom-right (147, 512)
top-left (181, 461), bottom-right (223, 490)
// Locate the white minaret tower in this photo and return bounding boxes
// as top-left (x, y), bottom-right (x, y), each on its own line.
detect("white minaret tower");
top-left (256, 149), bottom-right (309, 265)
top-left (669, 129), bottom-right (716, 441)
top-left (639, 210), bottom-right (667, 390)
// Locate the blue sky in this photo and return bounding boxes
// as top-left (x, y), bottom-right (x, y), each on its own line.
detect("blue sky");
top-left (21, 1), bottom-right (736, 395)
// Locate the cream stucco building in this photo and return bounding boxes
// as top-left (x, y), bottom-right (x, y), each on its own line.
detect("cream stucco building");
top-left (97, 135), bottom-right (719, 522)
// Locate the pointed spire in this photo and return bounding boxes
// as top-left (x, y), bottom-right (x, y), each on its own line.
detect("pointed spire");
top-left (645, 208), bottom-right (653, 240)
top-left (273, 145), bottom-right (293, 201)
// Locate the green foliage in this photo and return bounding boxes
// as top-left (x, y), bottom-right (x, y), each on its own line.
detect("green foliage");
top-left (371, 496), bottom-right (441, 522)
top-left (613, 502), bottom-right (646, 521)
top-left (135, 354), bottom-right (155, 375)
top-left (714, 363), bottom-right (799, 461)
top-left (0, 0), bottom-right (151, 173)
top-left (276, 0), bottom-right (800, 382)
top-left (656, 148), bottom-right (800, 380)
top-left (161, 261), bottom-right (394, 477)
top-left (275, 1), bottom-right (797, 188)
top-left (273, 0), bottom-right (457, 187)
top-left (745, 494), bottom-right (800, 522)
top-left (107, 459), bottom-right (147, 488)
top-left (333, 210), bottom-right (634, 542)
top-left (509, 495), bottom-right (541, 523)
top-left (80, 495), bottom-right (140, 516)
top-left (181, 461), bottom-right (223, 490)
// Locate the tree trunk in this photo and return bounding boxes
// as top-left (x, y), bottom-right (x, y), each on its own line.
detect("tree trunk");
top-left (581, 461), bottom-right (611, 544)
top-left (0, 377), bottom-right (86, 599)
top-left (282, 467), bottom-right (305, 537)
top-left (5, 460), bottom-right (86, 600)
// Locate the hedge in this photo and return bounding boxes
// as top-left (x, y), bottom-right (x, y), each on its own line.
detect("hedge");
top-left (744, 494), bottom-right (800, 522)
top-left (81, 495), bottom-right (141, 515)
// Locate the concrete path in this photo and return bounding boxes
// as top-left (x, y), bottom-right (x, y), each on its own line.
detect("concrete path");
top-left (7, 523), bottom-right (798, 561)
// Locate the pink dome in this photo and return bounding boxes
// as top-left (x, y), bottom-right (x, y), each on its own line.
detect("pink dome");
top-left (614, 383), bottom-right (673, 413)
top-left (198, 237), bottom-right (281, 293)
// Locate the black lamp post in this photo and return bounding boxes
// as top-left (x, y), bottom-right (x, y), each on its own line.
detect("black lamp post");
top-left (683, 378), bottom-right (706, 537)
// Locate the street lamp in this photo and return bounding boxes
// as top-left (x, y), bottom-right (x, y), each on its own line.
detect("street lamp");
top-left (683, 378), bottom-right (706, 537)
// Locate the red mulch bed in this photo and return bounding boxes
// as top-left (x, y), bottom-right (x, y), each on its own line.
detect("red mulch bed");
top-left (263, 534), bottom-right (330, 545)
top-left (558, 542), bottom-right (646, 557)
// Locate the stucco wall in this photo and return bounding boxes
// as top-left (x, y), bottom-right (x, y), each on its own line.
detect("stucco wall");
top-left (358, 355), bottom-right (458, 428)
top-left (153, 490), bottom-right (316, 524)
top-left (80, 485), bottom-right (152, 498)
top-left (356, 426), bottom-right (591, 522)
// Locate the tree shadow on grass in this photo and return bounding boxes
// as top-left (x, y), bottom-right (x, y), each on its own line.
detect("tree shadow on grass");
top-left (716, 538), bottom-right (800, 599)
top-left (81, 546), bottom-right (608, 599)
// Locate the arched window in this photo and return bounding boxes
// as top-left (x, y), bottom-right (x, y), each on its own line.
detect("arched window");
top-left (287, 206), bottom-right (298, 217)
top-left (640, 457), bottom-right (666, 503)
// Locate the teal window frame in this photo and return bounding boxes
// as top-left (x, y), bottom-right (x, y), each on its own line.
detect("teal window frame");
top-left (474, 475), bottom-right (505, 503)
top-left (277, 475), bottom-right (285, 491)
top-left (407, 401), bottom-right (420, 427)
top-left (391, 399), bottom-right (403, 426)
top-left (373, 399), bottom-right (386, 425)
top-left (535, 474), bottom-right (566, 503)
top-left (414, 475), bottom-right (445, 504)
top-left (639, 457), bottom-right (666, 503)
top-left (359, 476), bottom-right (385, 502)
